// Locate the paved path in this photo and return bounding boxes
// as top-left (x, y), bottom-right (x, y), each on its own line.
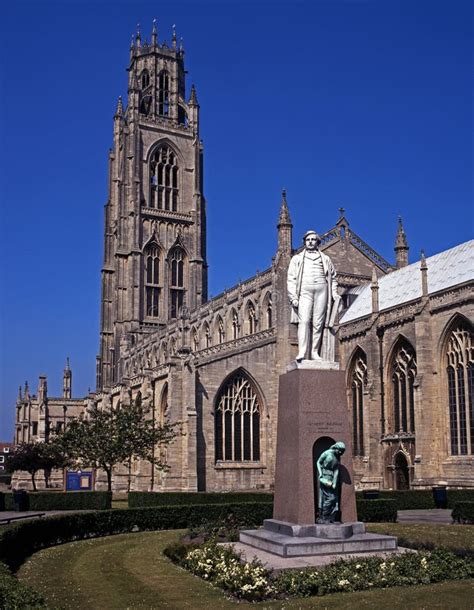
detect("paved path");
top-left (397, 509), bottom-right (452, 524)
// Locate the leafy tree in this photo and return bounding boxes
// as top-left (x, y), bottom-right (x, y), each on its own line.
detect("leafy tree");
top-left (59, 402), bottom-right (180, 492)
top-left (6, 440), bottom-right (70, 491)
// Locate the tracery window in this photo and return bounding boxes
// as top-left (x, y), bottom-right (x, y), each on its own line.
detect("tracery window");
top-left (217, 316), bottom-right (225, 344)
top-left (446, 322), bottom-right (474, 455)
top-left (263, 293), bottom-right (272, 329)
top-left (149, 146), bottom-right (179, 211)
top-left (141, 70), bottom-right (150, 89)
top-left (204, 323), bottom-right (212, 348)
top-left (231, 310), bottom-right (239, 340)
top-left (144, 244), bottom-right (161, 318)
top-left (349, 351), bottom-right (367, 456)
top-left (169, 248), bottom-right (185, 319)
top-left (215, 372), bottom-right (261, 462)
top-left (391, 342), bottom-right (417, 433)
top-left (246, 302), bottom-right (257, 335)
top-left (158, 70), bottom-right (170, 116)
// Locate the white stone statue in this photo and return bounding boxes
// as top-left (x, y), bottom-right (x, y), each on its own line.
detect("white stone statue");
top-left (287, 231), bottom-right (340, 362)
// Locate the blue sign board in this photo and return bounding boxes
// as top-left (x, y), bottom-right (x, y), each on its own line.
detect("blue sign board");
top-left (66, 471), bottom-right (93, 491)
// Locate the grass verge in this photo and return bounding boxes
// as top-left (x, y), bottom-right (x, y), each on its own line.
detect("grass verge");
top-left (17, 528), bottom-right (473, 609)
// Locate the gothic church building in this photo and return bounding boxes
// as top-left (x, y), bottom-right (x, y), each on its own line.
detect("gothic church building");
top-left (15, 27), bottom-right (474, 492)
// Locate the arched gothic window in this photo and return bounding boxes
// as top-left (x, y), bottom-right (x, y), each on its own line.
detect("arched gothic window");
top-left (158, 70), bottom-right (170, 116)
top-left (169, 248), bottom-right (185, 319)
top-left (141, 69), bottom-right (150, 89)
top-left (217, 316), bottom-right (225, 344)
top-left (349, 350), bottom-right (367, 456)
top-left (246, 302), bottom-right (257, 335)
top-left (446, 321), bottom-right (474, 455)
top-left (159, 383), bottom-right (168, 426)
top-left (391, 342), bottom-right (417, 433)
top-left (144, 244), bottom-right (161, 318)
top-left (192, 328), bottom-right (199, 352)
top-left (231, 310), bottom-right (239, 340)
top-left (149, 146), bottom-right (179, 210)
top-left (215, 372), bottom-right (261, 462)
top-left (204, 322), bottom-right (211, 348)
top-left (263, 293), bottom-right (272, 329)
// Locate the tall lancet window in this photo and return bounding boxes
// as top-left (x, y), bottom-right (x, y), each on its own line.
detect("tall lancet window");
top-left (149, 146), bottom-right (179, 211)
top-left (349, 350), bottom-right (368, 456)
top-left (169, 248), bottom-right (185, 319)
top-left (158, 70), bottom-right (170, 116)
top-left (446, 321), bottom-right (474, 455)
top-left (144, 244), bottom-right (161, 318)
top-left (391, 342), bottom-right (417, 433)
top-left (215, 371), bottom-right (261, 462)
top-left (246, 301), bottom-right (257, 335)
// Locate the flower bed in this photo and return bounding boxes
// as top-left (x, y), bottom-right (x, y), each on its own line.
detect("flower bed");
top-left (167, 542), bottom-right (474, 601)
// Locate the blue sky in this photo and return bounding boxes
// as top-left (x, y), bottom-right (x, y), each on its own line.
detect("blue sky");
top-left (1, 0), bottom-right (472, 439)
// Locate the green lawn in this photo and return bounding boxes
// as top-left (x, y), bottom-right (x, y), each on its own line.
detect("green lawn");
top-left (17, 526), bottom-right (474, 610)
top-left (367, 523), bottom-right (474, 551)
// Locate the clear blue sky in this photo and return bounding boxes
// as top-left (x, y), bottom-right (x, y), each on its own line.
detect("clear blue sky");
top-left (1, 1), bottom-right (472, 439)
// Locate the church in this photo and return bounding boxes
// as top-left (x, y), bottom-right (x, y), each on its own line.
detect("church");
top-left (14, 26), bottom-right (474, 492)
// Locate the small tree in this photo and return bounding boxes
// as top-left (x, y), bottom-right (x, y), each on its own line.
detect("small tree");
top-left (40, 438), bottom-right (71, 488)
top-left (6, 443), bottom-right (43, 491)
top-left (60, 402), bottom-right (180, 492)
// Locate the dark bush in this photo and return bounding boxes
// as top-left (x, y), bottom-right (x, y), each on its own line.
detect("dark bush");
top-left (356, 489), bottom-right (474, 511)
top-left (0, 493), bottom-right (4, 512)
top-left (452, 502), bottom-right (474, 524)
top-left (356, 499), bottom-right (397, 522)
top-left (0, 502), bottom-right (273, 571)
top-left (128, 491), bottom-right (273, 508)
top-left (0, 561), bottom-right (46, 608)
top-left (1, 491), bottom-right (111, 512)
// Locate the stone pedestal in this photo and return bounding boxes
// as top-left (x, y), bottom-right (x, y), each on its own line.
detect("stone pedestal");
top-left (273, 366), bottom-right (357, 524)
top-left (239, 365), bottom-right (398, 559)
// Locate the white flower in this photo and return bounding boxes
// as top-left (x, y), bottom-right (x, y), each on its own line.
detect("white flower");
top-left (338, 579), bottom-right (350, 587)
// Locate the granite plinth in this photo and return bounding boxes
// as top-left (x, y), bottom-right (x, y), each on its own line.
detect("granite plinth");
top-left (273, 368), bottom-right (357, 524)
top-left (264, 519), bottom-right (365, 539)
top-left (287, 359), bottom-right (340, 372)
top-left (239, 528), bottom-right (398, 558)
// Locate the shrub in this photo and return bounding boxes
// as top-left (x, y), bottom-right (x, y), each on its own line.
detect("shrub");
top-left (0, 561), bottom-right (46, 608)
top-left (0, 502), bottom-right (273, 571)
top-left (356, 499), bottom-right (397, 522)
top-left (273, 548), bottom-right (474, 597)
top-left (128, 491), bottom-right (273, 508)
top-left (452, 502), bottom-right (474, 524)
top-left (183, 543), bottom-right (274, 601)
top-left (1, 491), bottom-right (112, 512)
top-left (356, 489), bottom-right (474, 511)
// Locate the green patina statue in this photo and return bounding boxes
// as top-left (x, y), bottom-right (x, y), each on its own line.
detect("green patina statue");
top-left (316, 441), bottom-right (346, 523)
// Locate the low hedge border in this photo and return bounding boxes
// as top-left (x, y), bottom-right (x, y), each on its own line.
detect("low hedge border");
top-left (128, 491), bottom-right (274, 508)
top-left (356, 499), bottom-right (397, 522)
top-left (1, 491), bottom-right (112, 512)
top-left (356, 489), bottom-right (474, 510)
top-left (0, 502), bottom-right (273, 571)
top-left (0, 561), bottom-right (46, 608)
top-left (452, 502), bottom-right (474, 524)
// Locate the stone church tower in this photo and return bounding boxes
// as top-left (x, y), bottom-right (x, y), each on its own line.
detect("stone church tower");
top-left (97, 24), bottom-right (207, 391)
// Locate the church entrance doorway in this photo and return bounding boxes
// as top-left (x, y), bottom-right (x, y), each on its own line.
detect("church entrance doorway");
top-left (394, 452), bottom-right (410, 490)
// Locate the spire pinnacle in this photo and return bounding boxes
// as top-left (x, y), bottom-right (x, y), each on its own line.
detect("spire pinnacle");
top-left (65, 356), bottom-right (70, 371)
top-left (420, 249), bottom-right (428, 295)
top-left (18, 385), bottom-right (22, 401)
top-left (394, 216), bottom-right (409, 268)
top-left (152, 18), bottom-right (157, 45)
top-left (172, 24), bottom-right (177, 48)
top-left (278, 188), bottom-right (291, 226)
top-left (136, 23), bottom-right (141, 46)
top-left (115, 96), bottom-right (123, 118)
top-left (189, 84), bottom-right (198, 105)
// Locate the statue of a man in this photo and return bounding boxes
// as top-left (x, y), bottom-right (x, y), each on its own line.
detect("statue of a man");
top-left (287, 231), bottom-right (340, 361)
top-left (316, 441), bottom-right (346, 523)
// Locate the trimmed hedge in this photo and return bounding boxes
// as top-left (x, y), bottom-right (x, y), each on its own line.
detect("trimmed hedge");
top-left (0, 502), bottom-right (273, 571)
top-left (356, 489), bottom-right (474, 510)
top-left (0, 561), bottom-right (46, 608)
top-left (356, 499), bottom-right (397, 523)
top-left (128, 491), bottom-right (274, 508)
top-left (1, 491), bottom-right (112, 512)
top-left (452, 502), bottom-right (474, 524)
